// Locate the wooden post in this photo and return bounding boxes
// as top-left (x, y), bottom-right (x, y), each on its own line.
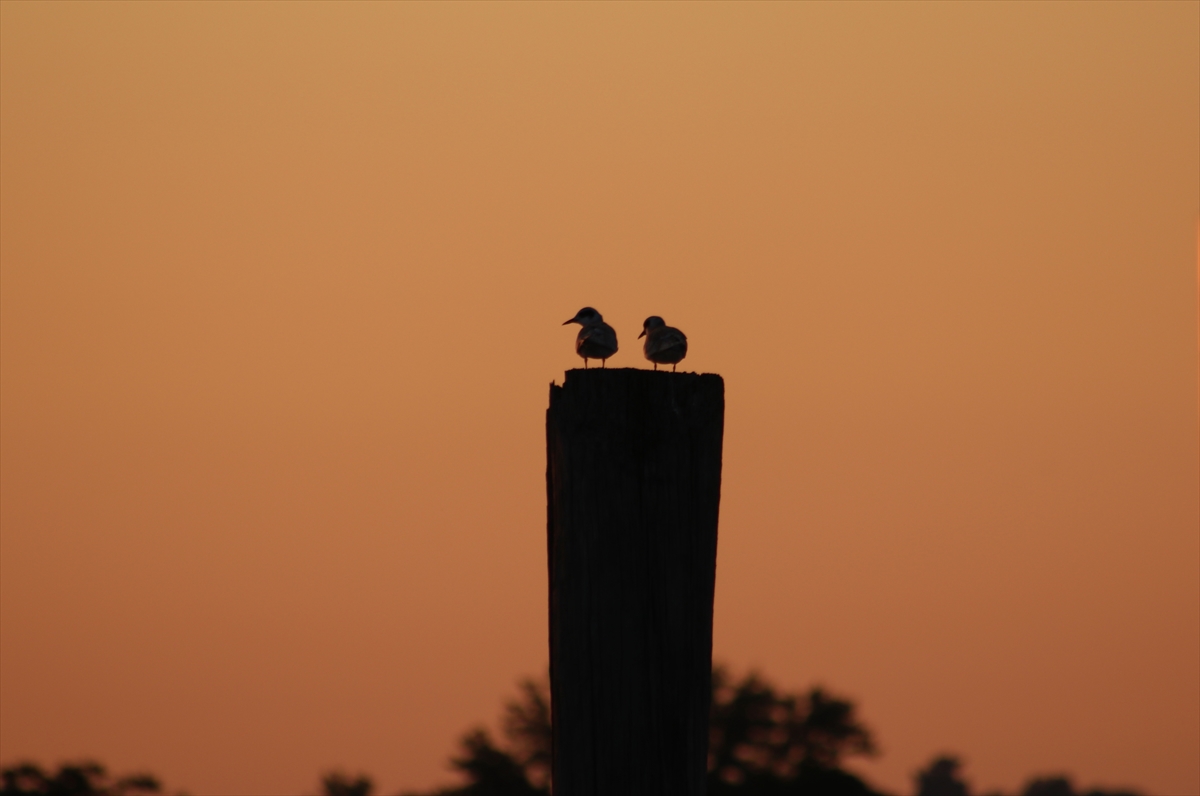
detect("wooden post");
top-left (546, 367), bottom-right (724, 795)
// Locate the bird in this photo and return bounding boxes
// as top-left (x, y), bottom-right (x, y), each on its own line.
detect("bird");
top-left (563, 307), bottom-right (619, 368)
top-left (639, 316), bottom-right (688, 371)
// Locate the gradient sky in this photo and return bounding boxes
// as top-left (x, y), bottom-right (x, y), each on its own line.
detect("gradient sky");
top-left (2, 3), bottom-right (1197, 795)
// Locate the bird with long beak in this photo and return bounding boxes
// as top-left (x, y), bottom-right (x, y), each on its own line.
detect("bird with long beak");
top-left (563, 307), bottom-right (619, 368)
top-left (639, 316), bottom-right (688, 372)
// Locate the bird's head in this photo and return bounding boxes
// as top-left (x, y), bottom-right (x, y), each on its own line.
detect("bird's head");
top-left (638, 316), bottom-right (665, 339)
top-left (564, 307), bottom-right (602, 326)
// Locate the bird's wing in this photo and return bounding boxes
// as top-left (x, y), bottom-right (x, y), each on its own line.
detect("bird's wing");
top-left (581, 323), bottom-right (617, 347)
top-left (646, 327), bottom-right (686, 355)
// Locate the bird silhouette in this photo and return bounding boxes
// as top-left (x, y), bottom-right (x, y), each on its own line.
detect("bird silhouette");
top-left (639, 316), bottom-right (688, 371)
top-left (563, 307), bottom-right (619, 368)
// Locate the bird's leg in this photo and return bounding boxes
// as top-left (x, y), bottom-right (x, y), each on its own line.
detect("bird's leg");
top-left (584, 358), bottom-right (589, 369)
top-left (672, 363), bottom-right (677, 372)
top-left (602, 358), bottom-right (606, 368)
top-left (654, 363), bottom-right (658, 371)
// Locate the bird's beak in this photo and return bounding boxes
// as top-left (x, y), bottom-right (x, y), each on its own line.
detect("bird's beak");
top-left (638, 330), bottom-right (646, 338)
top-left (563, 319), bottom-right (575, 325)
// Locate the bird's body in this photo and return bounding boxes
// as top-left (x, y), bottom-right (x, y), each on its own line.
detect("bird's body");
top-left (639, 316), bottom-right (688, 371)
top-left (563, 307), bottom-right (618, 368)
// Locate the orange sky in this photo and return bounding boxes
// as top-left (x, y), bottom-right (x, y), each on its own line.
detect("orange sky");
top-left (2, 3), bottom-right (1197, 795)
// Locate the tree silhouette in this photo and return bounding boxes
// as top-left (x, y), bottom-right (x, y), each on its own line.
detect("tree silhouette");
top-left (0, 761), bottom-right (161, 796)
top-left (707, 666), bottom-right (880, 796)
top-left (915, 756), bottom-right (970, 796)
top-left (319, 771), bottom-right (374, 796)
top-left (1012, 775), bottom-right (1140, 796)
top-left (910, 756), bottom-right (1143, 796)
top-left (445, 730), bottom-right (544, 796)
top-left (497, 679), bottom-right (552, 791)
top-left (398, 677), bottom-right (551, 796)
top-left (403, 666), bottom-right (882, 796)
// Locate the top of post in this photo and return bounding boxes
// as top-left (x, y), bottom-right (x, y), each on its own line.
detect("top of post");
top-left (554, 366), bottom-right (723, 387)
top-left (551, 366), bottom-right (723, 397)
top-left (548, 368), bottom-right (724, 427)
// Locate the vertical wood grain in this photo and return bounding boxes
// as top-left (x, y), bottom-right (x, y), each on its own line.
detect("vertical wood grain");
top-left (547, 368), bottom-right (724, 795)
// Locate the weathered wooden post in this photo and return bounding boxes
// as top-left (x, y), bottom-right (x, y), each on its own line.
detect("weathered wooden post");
top-left (546, 367), bottom-right (724, 795)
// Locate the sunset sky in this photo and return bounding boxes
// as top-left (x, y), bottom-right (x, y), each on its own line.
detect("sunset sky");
top-left (1, 3), bottom-right (1197, 795)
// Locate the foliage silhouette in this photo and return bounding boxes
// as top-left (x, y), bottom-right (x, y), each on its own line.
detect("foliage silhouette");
top-left (0, 761), bottom-right (161, 796)
top-left (402, 666), bottom-right (882, 796)
top-left (915, 756), bottom-right (970, 796)
top-left (497, 679), bottom-right (552, 792)
top-left (911, 757), bottom-right (1142, 796)
top-left (403, 670), bottom-right (1147, 796)
top-left (1007, 774), bottom-right (1140, 796)
top-left (706, 666), bottom-right (879, 795)
top-left (397, 677), bottom-right (551, 796)
top-left (320, 771), bottom-right (374, 796)
top-left (2, 681), bottom-right (1147, 796)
